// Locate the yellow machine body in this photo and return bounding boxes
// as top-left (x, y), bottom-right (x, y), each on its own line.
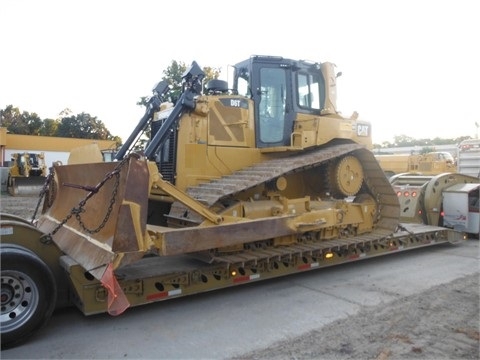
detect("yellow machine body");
top-left (375, 151), bottom-right (456, 178)
top-left (7, 152), bottom-right (47, 196)
top-left (34, 56), bottom-right (399, 280)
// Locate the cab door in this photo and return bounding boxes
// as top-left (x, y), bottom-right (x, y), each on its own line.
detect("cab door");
top-left (250, 61), bottom-right (295, 148)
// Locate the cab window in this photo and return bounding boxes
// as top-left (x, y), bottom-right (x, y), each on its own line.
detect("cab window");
top-left (258, 68), bottom-right (286, 144)
top-left (297, 73), bottom-right (320, 110)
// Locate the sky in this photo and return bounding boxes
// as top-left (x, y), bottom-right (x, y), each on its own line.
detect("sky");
top-left (1, 0), bottom-right (479, 144)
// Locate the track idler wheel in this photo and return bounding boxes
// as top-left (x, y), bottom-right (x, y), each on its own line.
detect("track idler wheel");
top-left (328, 155), bottom-right (364, 197)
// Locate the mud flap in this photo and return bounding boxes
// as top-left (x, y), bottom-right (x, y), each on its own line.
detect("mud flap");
top-left (100, 263), bottom-right (130, 315)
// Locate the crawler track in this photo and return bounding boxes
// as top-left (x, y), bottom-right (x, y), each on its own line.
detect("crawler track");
top-left (172, 143), bottom-right (399, 235)
top-left (186, 143), bottom-right (365, 206)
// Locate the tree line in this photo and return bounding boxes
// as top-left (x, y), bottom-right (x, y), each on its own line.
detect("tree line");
top-left (0, 105), bottom-right (121, 143)
top-left (373, 134), bottom-right (473, 150)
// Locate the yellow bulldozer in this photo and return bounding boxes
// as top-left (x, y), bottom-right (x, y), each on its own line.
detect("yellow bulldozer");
top-left (1, 56), bottom-right (472, 349)
top-left (36, 57), bottom-right (397, 275)
top-left (7, 152), bottom-right (47, 196)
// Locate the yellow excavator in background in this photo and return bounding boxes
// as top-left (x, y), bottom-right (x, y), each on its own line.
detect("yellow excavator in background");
top-left (7, 152), bottom-right (47, 196)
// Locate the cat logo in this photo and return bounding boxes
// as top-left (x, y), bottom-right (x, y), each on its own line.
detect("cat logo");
top-left (357, 123), bottom-right (369, 137)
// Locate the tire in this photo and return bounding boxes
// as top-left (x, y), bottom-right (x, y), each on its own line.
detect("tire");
top-left (1, 245), bottom-right (57, 349)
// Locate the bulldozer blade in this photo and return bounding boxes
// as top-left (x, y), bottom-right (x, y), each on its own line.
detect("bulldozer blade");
top-left (7, 176), bottom-right (46, 196)
top-left (36, 156), bottom-right (150, 280)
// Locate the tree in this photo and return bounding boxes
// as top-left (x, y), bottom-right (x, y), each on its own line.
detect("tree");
top-left (57, 112), bottom-right (112, 139)
top-left (138, 60), bottom-right (222, 106)
top-left (203, 66), bottom-right (221, 85)
top-left (373, 134), bottom-right (474, 149)
top-left (393, 135), bottom-right (416, 147)
top-left (0, 105), bottom-right (121, 143)
top-left (0, 105), bottom-right (44, 135)
top-left (162, 60), bottom-right (188, 103)
top-left (0, 105), bottom-right (22, 131)
top-left (39, 118), bottom-right (59, 136)
top-left (24, 111), bottom-right (43, 135)
top-left (110, 135), bottom-right (123, 148)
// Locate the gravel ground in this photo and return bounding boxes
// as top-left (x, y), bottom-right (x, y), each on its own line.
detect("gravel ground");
top-left (1, 193), bottom-right (479, 360)
top-left (0, 192), bottom-right (44, 220)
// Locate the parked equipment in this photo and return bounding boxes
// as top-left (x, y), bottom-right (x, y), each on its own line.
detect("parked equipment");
top-left (0, 56), bottom-right (469, 348)
top-left (375, 151), bottom-right (456, 178)
top-left (6, 152), bottom-right (47, 196)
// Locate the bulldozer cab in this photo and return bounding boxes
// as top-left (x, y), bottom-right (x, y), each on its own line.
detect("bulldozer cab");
top-left (233, 56), bottom-right (326, 148)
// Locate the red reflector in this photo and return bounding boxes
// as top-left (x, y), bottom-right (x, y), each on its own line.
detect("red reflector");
top-left (233, 275), bottom-right (250, 283)
top-left (298, 263), bottom-right (311, 270)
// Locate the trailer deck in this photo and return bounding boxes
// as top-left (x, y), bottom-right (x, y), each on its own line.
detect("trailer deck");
top-left (61, 223), bottom-right (464, 316)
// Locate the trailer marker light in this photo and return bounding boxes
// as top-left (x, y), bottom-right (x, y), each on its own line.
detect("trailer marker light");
top-left (231, 270), bottom-right (237, 277)
top-left (348, 253), bottom-right (366, 260)
top-left (147, 288), bottom-right (182, 301)
top-left (233, 274), bottom-right (260, 284)
top-left (404, 191), bottom-right (410, 197)
top-left (298, 262), bottom-right (320, 270)
top-left (325, 252), bottom-right (334, 259)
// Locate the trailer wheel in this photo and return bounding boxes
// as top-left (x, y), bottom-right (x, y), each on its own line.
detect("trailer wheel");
top-left (1, 245), bottom-right (57, 349)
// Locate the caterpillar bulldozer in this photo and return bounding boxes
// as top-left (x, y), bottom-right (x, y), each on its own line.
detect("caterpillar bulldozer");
top-left (6, 152), bottom-right (47, 196)
top-left (0, 55), bottom-right (470, 348)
